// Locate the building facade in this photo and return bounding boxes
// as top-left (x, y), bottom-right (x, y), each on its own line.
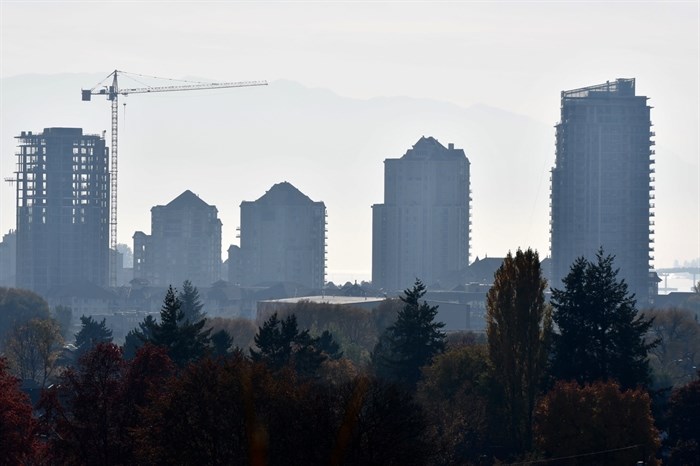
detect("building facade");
top-left (372, 136), bottom-right (471, 291)
top-left (550, 78), bottom-right (654, 305)
top-left (133, 190), bottom-right (222, 288)
top-left (15, 128), bottom-right (109, 294)
top-left (230, 182), bottom-right (326, 289)
top-left (0, 230), bottom-right (17, 287)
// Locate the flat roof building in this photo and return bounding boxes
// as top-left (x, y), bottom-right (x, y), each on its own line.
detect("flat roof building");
top-left (550, 78), bottom-right (655, 305)
top-left (14, 128), bottom-right (109, 294)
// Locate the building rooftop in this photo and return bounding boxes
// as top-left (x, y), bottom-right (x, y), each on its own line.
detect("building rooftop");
top-left (163, 190), bottom-right (214, 210)
top-left (259, 295), bottom-right (385, 306)
top-left (253, 181), bottom-right (316, 205)
top-left (401, 136), bottom-right (466, 160)
top-left (562, 78), bottom-right (636, 99)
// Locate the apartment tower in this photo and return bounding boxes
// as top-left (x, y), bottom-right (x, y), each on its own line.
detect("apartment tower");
top-left (550, 78), bottom-right (654, 305)
top-left (372, 136), bottom-right (471, 291)
top-left (230, 182), bottom-right (326, 289)
top-left (14, 128), bottom-right (110, 294)
top-left (133, 190), bottom-right (222, 288)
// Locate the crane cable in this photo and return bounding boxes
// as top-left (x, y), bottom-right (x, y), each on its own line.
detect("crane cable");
top-left (502, 444), bottom-right (642, 465)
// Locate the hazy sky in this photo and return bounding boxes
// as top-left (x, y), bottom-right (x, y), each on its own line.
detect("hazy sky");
top-left (1, 1), bottom-right (698, 282)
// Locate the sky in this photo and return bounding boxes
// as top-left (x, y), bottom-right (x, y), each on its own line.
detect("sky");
top-left (1, 1), bottom-right (698, 284)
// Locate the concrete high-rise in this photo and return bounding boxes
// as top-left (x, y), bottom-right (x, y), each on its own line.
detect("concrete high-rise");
top-left (550, 78), bottom-right (654, 305)
top-left (14, 128), bottom-right (109, 294)
top-left (133, 190), bottom-right (222, 288)
top-left (372, 136), bottom-right (471, 291)
top-left (230, 182), bottom-right (326, 289)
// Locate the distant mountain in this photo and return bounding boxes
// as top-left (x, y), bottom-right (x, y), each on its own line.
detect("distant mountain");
top-left (0, 73), bottom-right (555, 278)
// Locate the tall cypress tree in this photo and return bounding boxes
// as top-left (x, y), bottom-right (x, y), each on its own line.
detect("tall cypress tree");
top-left (486, 248), bottom-right (551, 453)
top-left (550, 249), bottom-right (657, 389)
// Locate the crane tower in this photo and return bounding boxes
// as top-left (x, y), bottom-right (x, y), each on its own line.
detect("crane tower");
top-left (82, 70), bottom-right (267, 286)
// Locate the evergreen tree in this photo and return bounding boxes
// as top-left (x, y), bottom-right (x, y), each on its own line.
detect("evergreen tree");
top-left (178, 280), bottom-right (205, 323)
top-left (486, 248), bottom-right (551, 453)
top-left (317, 330), bottom-right (343, 360)
top-left (144, 285), bottom-right (211, 366)
top-left (550, 249), bottom-right (657, 389)
top-left (75, 315), bottom-right (113, 356)
top-left (122, 315), bottom-right (157, 360)
top-left (211, 329), bottom-right (234, 357)
top-left (371, 279), bottom-right (446, 390)
top-left (250, 313), bottom-right (335, 377)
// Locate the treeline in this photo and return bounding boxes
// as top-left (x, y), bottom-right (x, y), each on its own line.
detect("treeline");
top-left (1, 250), bottom-right (700, 465)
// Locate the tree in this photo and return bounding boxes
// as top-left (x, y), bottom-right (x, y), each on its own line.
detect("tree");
top-left (211, 329), bottom-right (234, 356)
top-left (666, 374), bottom-right (700, 465)
top-left (0, 287), bottom-right (50, 343)
top-left (0, 358), bottom-right (39, 464)
top-left (40, 343), bottom-right (126, 465)
top-left (39, 343), bottom-right (175, 465)
top-left (417, 344), bottom-right (491, 465)
top-left (486, 248), bottom-right (551, 453)
top-left (535, 380), bottom-right (660, 466)
top-left (206, 316), bottom-right (258, 352)
top-left (250, 313), bottom-right (332, 377)
top-left (122, 315), bottom-right (157, 360)
top-left (53, 305), bottom-right (73, 340)
top-left (144, 285), bottom-right (211, 366)
top-left (645, 308), bottom-right (700, 388)
top-left (551, 249), bottom-right (657, 389)
top-left (75, 315), bottom-right (113, 356)
top-left (178, 279), bottom-right (205, 323)
top-left (4, 318), bottom-right (63, 386)
top-left (371, 279), bottom-right (446, 390)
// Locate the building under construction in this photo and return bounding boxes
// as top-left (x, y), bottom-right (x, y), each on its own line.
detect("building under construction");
top-left (550, 79), bottom-right (655, 305)
top-left (15, 128), bottom-right (110, 295)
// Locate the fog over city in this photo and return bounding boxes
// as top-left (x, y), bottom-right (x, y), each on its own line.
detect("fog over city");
top-left (1, 2), bottom-right (698, 284)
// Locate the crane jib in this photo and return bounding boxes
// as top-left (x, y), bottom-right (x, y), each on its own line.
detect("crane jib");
top-left (81, 71), bottom-right (267, 287)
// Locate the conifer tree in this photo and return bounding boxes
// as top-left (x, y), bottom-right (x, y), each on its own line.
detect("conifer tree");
top-left (75, 315), bottom-right (113, 356)
top-left (122, 315), bottom-right (157, 360)
top-left (550, 249), bottom-right (657, 389)
top-left (372, 279), bottom-right (446, 390)
top-left (250, 313), bottom-right (336, 377)
top-left (144, 285), bottom-right (211, 366)
top-left (179, 280), bottom-right (206, 323)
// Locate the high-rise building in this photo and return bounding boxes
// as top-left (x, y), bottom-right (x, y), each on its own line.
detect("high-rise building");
top-left (550, 78), bottom-right (654, 305)
top-left (133, 190), bottom-right (222, 288)
top-left (0, 230), bottom-right (17, 287)
top-left (230, 182), bottom-right (326, 289)
top-left (372, 136), bottom-right (471, 291)
top-left (14, 128), bottom-right (109, 294)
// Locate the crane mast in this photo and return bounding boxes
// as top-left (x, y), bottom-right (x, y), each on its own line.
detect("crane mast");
top-left (82, 70), bottom-right (267, 287)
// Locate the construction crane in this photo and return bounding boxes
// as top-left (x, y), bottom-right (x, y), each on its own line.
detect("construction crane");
top-left (82, 70), bottom-right (267, 287)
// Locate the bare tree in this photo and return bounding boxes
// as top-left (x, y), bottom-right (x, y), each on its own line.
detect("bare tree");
top-left (5, 318), bottom-right (64, 387)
